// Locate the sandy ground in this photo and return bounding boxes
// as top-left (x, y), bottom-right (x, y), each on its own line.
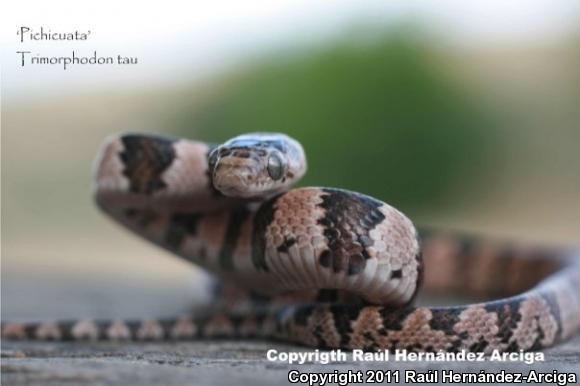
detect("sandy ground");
top-left (2, 337), bottom-right (579, 385)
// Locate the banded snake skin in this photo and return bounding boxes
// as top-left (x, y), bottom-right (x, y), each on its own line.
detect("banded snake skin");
top-left (2, 132), bottom-right (580, 353)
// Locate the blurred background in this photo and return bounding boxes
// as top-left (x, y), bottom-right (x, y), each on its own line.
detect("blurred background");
top-left (2, 0), bottom-right (580, 319)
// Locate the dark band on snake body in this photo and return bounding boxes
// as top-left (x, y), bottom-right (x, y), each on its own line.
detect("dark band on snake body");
top-left (251, 195), bottom-right (278, 272)
top-left (317, 188), bottom-right (386, 275)
top-left (120, 134), bottom-right (176, 195)
top-left (124, 209), bottom-right (159, 229)
top-left (164, 212), bottom-right (204, 251)
top-left (219, 207), bottom-right (251, 271)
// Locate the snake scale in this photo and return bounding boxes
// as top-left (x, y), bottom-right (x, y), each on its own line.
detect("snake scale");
top-left (3, 132), bottom-right (580, 353)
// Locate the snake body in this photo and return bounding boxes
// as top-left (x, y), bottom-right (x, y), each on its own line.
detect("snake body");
top-left (3, 132), bottom-right (580, 353)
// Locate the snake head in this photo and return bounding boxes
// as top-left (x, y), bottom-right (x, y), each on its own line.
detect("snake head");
top-left (208, 133), bottom-right (307, 198)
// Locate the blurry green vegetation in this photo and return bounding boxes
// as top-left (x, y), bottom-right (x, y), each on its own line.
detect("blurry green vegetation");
top-left (175, 31), bottom-right (497, 213)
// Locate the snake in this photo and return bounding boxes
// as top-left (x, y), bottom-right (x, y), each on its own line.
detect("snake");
top-left (2, 132), bottom-right (580, 353)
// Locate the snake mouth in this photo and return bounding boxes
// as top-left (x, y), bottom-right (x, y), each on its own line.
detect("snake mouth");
top-left (213, 174), bottom-right (249, 197)
top-left (212, 157), bottom-right (262, 198)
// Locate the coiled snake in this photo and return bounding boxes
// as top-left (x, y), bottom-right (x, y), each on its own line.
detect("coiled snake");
top-left (3, 132), bottom-right (580, 353)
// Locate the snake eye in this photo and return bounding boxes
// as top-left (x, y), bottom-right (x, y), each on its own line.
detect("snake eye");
top-left (267, 152), bottom-right (285, 180)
